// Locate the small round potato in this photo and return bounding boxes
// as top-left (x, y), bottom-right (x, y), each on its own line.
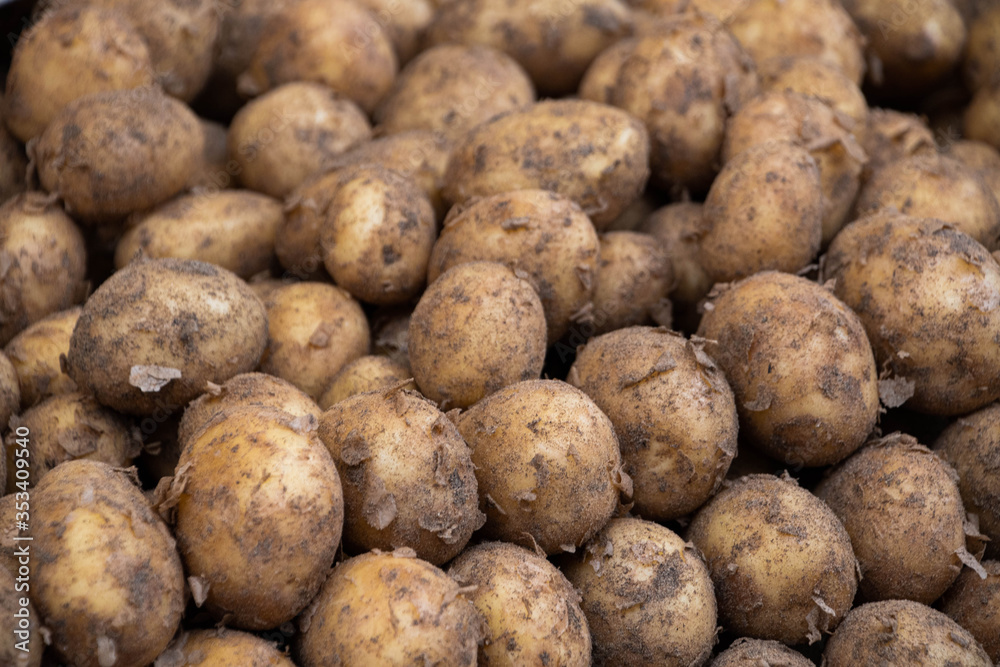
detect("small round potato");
top-left (687, 474), bottom-right (859, 645)
top-left (710, 638), bottom-right (813, 666)
top-left (964, 4), bottom-right (1000, 92)
top-left (861, 108), bottom-right (937, 178)
top-left (409, 262), bottom-right (547, 410)
top-left (591, 232), bottom-right (673, 335)
top-left (0, 566), bottom-right (41, 667)
top-left (155, 629), bottom-right (295, 667)
top-left (578, 38), bottom-right (636, 105)
top-left (33, 461), bottom-right (185, 667)
top-left (966, 84), bottom-right (1000, 152)
top-left (948, 140), bottom-right (1000, 203)
top-left (561, 517), bottom-right (717, 667)
top-left (758, 56), bottom-right (869, 133)
top-left (318, 355), bottom-right (413, 409)
top-left (939, 561), bottom-right (1000, 663)
top-left (4, 307), bottom-right (80, 409)
top-left (296, 551), bottom-right (482, 666)
top-left (276, 170), bottom-right (347, 282)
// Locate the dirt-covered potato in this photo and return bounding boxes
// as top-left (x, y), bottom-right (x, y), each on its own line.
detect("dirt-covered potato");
top-left (939, 561), bottom-right (1000, 662)
top-left (687, 474), bottom-right (858, 645)
top-left (822, 214), bottom-right (1000, 415)
top-left (33, 460), bottom-right (184, 667)
top-left (443, 99), bottom-right (649, 228)
top-left (0, 352), bottom-right (18, 433)
top-left (965, 4), bottom-right (1000, 91)
top-left (449, 541), bottom-right (591, 666)
top-left (424, 0), bottom-right (632, 96)
top-left (409, 262), bottom-right (546, 410)
top-left (169, 405), bottom-right (343, 629)
top-left (590, 232), bottom-right (672, 335)
top-left (259, 282), bottom-right (369, 400)
top-left (815, 434), bottom-right (971, 604)
top-left (569, 327), bottom-right (737, 520)
top-left (4, 307), bottom-right (80, 409)
top-left (0, 125), bottom-right (26, 202)
top-left (862, 108), bottom-right (937, 177)
top-left (372, 307), bottom-right (412, 371)
top-left (698, 142), bottom-right (823, 283)
top-left (457, 379), bottom-right (625, 555)
top-left (710, 638), bottom-right (813, 666)
top-left (297, 551), bottom-right (481, 666)
top-left (758, 56), bottom-right (869, 133)
top-left (3, 6), bottom-right (154, 143)
top-left (375, 44), bottom-right (535, 141)
top-left (578, 38), bottom-right (635, 105)
top-left (0, 193), bottom-right (86, 346)
top-left (948, 140), bottom-right (1000, 202)
top-left (155, 629), bottom-right (295, 667)
top-left (966, 83), bottom-right (1000, 152)
top-left (629, 0), bottom-right (745, 22)
top-left (238, 0), bottom-right (397, 114)
top-left (67, 258), bottom-right (267, 416)
top-left (354, 0), bottom-right (433, 64)
top-left (318, 355), bottom-right (412, 409)
top-left (562, 517), bottom-right (717, 666)
top-left (427, 189), bottom-right (600, 343)
top-left (318, 386), bottom-right (482, 564)
top-left (823, 600), bottom-right (992, 666)
top-left (115, 190), bottom-right (283, 278)
top-left (33, 88), bottom-right (202, 224)
top-left (187, 118), bottom-right (228, 191)
top-left (0, 566), bottom-right (40, 667)
top-left (228, 82), bottom-right (371, 198)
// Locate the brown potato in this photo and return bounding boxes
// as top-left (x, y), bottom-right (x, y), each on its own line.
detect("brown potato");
top-left (155, 629), bottom-right (295, 667)
top-left (354, 0), bottom-right (433, 64)
top-left (629, 0), bottom-right (745, 22)
top-left (186, 118), bottom-right (229, 191)
top-left (939, 561), bottom-right (1000, 663)
top-left (0, 125), bottom-right (26, 203)
top-left (577, 38), bottom-right (636, 105)
top-left (4, 307), bottom-right (80, 409)
top-left (861, 108), bottom-right (937, 178)
top-left (758, 56), bottom-right (869, 133)
top-left (0, 353), bottom-right (17, 436)
top-left (0, 566), bottom-right (41, 667)
top-left (371, 306), bottom-right (412, 371)
top-left (318, 355), bottom-right (412, 409)
top-left (966, 83), bottom-right (1000, 153)
top-left (710, 639), bottom-right (813, 666)
top-left (948, 139), bottom-right (1000, 203)
top-left (214, 0), bottom-right (299, 84)
top-left (964, 4), bottom-right (1000, 91)
top-left (590, 232), bottom-right (673, 335)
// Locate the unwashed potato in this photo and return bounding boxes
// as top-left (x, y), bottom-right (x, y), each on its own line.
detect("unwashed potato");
top-left (0, 353), bottom-right (18, 434)
top-left (443, 99), bottom-right (650, 228)
top-left (228, 82), bottom-right (372, 198)
top-left (758, 56), bottom-right (869, 134)
top-left (354, 0), bottom-right (434, 64)
top-left (628, 0), bottom-right (745, 22)
top-left (0, 126), bottom-right (26, 202)
top-left (318, 355), bottom-right (412, 409)
top-left (823, 600), bottom-right (991, 666)
top-left (371, 306), bottom-right (412, 371)
top-left (590, 232), bottom-right (673, 335)
top-left (317, 386), bottom-right (483, 564)
top-left (154, 629), bottom-right (295, 667)
top-left (115, 190), bottom-right (284, 278)
top-left (939, 561), bottom-right (1000, 662)
top-left (456, 379), bottom-right (626, 555)
top-left (861, 108), bottom-right (937, 178)
top-left (33, 88), bottom-right (202, 224)
top-left (409, 262), bottom-right (546, 409)
top-left (0, 193), bottom-right (87, 346)
top-left (449, 542), bottom-right (591, 666)
top-left (0, 566), bottom-right (41, 667)
top-left (687, 474), bottom-right (859, 645)
top-left (186, 118), bottom-right (229, 191)
top-left (964, 4), bottom-right (1000, 91)
top-left (948, 139), bottom-right (1000, 203)
top-left (561, 517), bottom-right (717, 667)
top-left (66, 258), bottom-right (268, 416)
top-left (296, 551), bottom-right (482, 666)
top-left (577, 38), bottom-right (635, 105)
top-left (966, 83), bottom-right (1000, 151)
top-left (33, 461), bottom-right (185, 667)
top-left (4, 307), bottom-right (80, 409)
top-left (170, 405), bottom-right (344, 629)
top-left (569, 327), bottom-right (738, 521)
top-left (710, 638), bottom-right (813, 666)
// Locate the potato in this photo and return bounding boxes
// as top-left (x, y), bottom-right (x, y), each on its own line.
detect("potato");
top-left (317, 386), bottom-right (482, 564)
top-left (948, 139), bottom-right (1000, 202)
top-left (296, 551), bottom-right (481, 666)
top-left (934, 403), bottom-right (1000, 559)
top-left (424, 0), bottom-right (633, 96)
top-left (939, 561), bottom-right (1000, 663)
top-left (427, 189), bottom-right (600, 343)
top-left (569, 327), bottom-right (738, 520)
top-left (33, 460), bottom-right (184, 667)
top-left (823, 600), bottom-right (991, 666)
top-left (698, 142), bottom-right (823, 283)
top-left (561, 517), bottom-right (717, 666)
top-left (33, 88), bottom-right (202, 224)
top-left (169, 405), bottom-right (343, 629)
top-left (965, 84), bottom-right (1000, 153)
top-left (409, 262), bottom-right (546, 410)
top-left (822, 214), bottom-right (1000, 415)
top-left (259, 282), bottom-right (370, 400)
top-left (238, 0), bottom-right (397, 114)
top-left (687, 474), bottom-right (858, 645)
top-left (697, 272), bottom-right (879, 467)
top-left (2, 6), bottom-right (154, 143)
top-left (375, 44), bottom-right (536, 141)
top-left (4, 307), bottom-right (80, 409)
top-left (354, 0), bottom-right (433, 64)
top-left (854, 153), bottom-right (1000, 250)
top-left (155, 629), bottom-right (295, 667)
top-left (443, 99), bottom-right (650, 228)
top-left (629, 0), bottom-right (745, 22)
top-left (214, 0), bottom-right (298, 84)
top-left (372, 306), bottom-right (412, 371)
top-left (590, 232), bottom-right (672, 335)
top-left (710, 638), bottom-right (812, 666)
top-left (815, 434), bottom-right (970, 604)
top-left (861, 108), bottom-right (937, 177)
top-left (318, 355), bottom-right (412, 409)
top-left (964, 4), bottom-right (1000, 92)
top-left (0, 193), bottom-right (87, 346)
top-left (449, 541), bottom-right (591, 666)
top-left (758, 56), bottom-right (869, 133)
top-left (456, 379), bottom-right (625, 555)
top-left (66, 258), bottom-right (268, 416)
top-left (0, 352), bottom-right (18, 433)
top-left (0, 125), bottom-right (26, 202)
top-left (577, 38), bottom-right (636, 105)
top-left (115, 190), bottom-right (283, 278)
top-left (228, 82), bottom-right (371, 198)
top-left (187, 118), bottom-right (229, 191)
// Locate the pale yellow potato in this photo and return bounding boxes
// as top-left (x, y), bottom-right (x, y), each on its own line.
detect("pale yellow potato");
top-left (965, 84), bottom-right (1000, 153)
top-left (578, 38), bottom-right (636, 105)
top-left (155, 629), bottom-right (295, 667)
top-left (4, 307), bottom-right (80, 409)
top-left (758, 56), bottom-right (869, 134)
top-left (355, 0), bottom-right (434, 64)
top-left (318, 355), bottom-right (412, 409)
top-left (862, 108), bottom-right (937, 178)
top-left (710, 639), bottom-right (813, 666)
top-left (591, 231), bottom-right (673, 334)
top-left (0, 567), bottom-right (41, 667)
top-left (0, 352), bottom-right (18, 436)
top-left (964, 4), bottom-right (1000, 91)
top-left (939, 561), bottom-right (1000, 663)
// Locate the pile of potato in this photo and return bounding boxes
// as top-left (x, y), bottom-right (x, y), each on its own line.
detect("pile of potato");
top-left (1, 0), bottom-right (1000, 665)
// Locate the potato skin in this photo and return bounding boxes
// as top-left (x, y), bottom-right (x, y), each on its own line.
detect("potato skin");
top-left (687, 474), bottom-right (858, 645)
top-left (709, 638), bottom-right (812, 666)
top-left (155, 629), bottom-right (295, 667)
top-left (861, 108), bottom-right (936, 178)
top-left (758, 56), bottom-right (869, 133)
top-left (0, 125), bottom-right (26, 202)
top-left (318, 355), bottom-right (412, 409)
top-left (591, 232), bottom-right (673, 335)
top-left (5, 307), bottom-right (82, 410)
top-left (67, 258), bottom-right (268, 416)
top-left (966, 84), bottom-right (1000, 152)
top-left (948, 140), bottom-right (1000, 203)
top-left (33, 460), bottom-right (185, 667)
top-left (939, 561), bottom-right (1000, 663)
top-left (354, 0), bottom-right (433, 64)
top-left (0, 352), bottom-right (19, 435)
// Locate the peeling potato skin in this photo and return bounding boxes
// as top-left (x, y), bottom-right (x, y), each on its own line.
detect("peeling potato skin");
top-left (427, 189), bottom-right (600, 343)
top-left (443, 99), bottom-right (650, 228)
top-left (296, 552), bottom-right (482, 667)
top-left (0, 567), bottom-right (40, 667)
top-left (697, 272), bottom-right (879, 468)
top-left (823, 600), bottom-right (992, 667)
top-left (33, 460), bottom-right (185, 667)
top-left (569, 327), bottom-right (737, 521)
top-left (591, 232), bottom-right (673, 335)
top-left (67, 258), bottom-right (268, 416)
top-left (822, 214), bottom-right (1000, 415)
top-left (686, 474), bottom-right (858, 645)
top-left (709, 638), bottom-right (812, 666)
top-left (758, 56), bottom-right (869, 135)
top-left (939, 560), bottom-right (1000, 663)
top-left (174, 406), bottom-right (344, 630)
top-left (5, 306), bottom-right (81, 410)
top-left (449, 541), bottom-right (592, 666)
top-left (456, 379), bottom-right (623, 555)
top-left (861, 108), bottom-right (937, 179)
top-left (815, 435), bottom-right (966, 604)
top-left (318, 355), bottom-right (413, 409)
top-left (316, 388), bottom-right (482, 565)
top-left (0, 351), bottom-right (18, 436)
top-left (154, 628), bottom-right (296, 667)
top-left (561, 517), bottom-right (717, 667)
